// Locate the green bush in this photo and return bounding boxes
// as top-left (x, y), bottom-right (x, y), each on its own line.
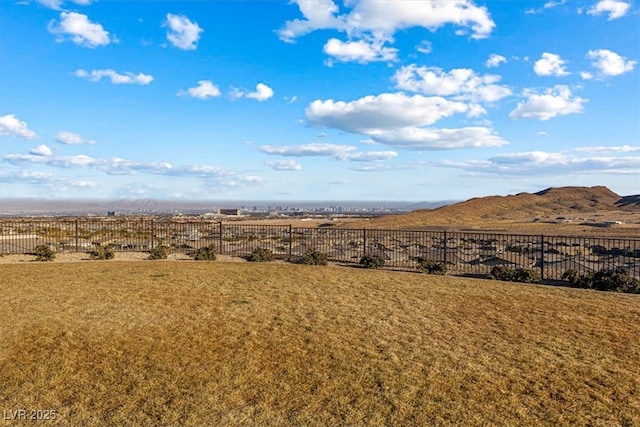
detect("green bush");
top-left (89, 244), bottom-right (115, 260)
top-left (297, 250), bottom-right (328, 266)
top-left (247, 247), bottom-right (275, 262)
top-left (417, 258), bottom-right (447, 275)
top-left (148, 245), bottom-right (169, 260)
top-left (192, 244), bottom-right (217, 261)
top-left (359, 254), bottom-right (385, 269)
top-left (490, 265), bottom-right (540, 283)
top-left (562, 268), bottom-right (639, 293)
top-left (33, 244), bottom-right (55, 262)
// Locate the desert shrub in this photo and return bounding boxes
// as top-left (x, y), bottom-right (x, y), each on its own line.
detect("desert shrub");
top-left (297, 250), bottom-right (328, 266)
top-left (33, 244), bottom-right (55, 262)
top-left (563, 268), bottom-right (639, 293)
top-left (148, 245), bottom-right (169, 260)
top-left (247, 247), bottom-right (275, 262)
top-left (417, 258), bottom-right (447, 275)
top-left (490, 266), bottom-right (540, 283)
top-left (89, 244), bottom-right (115, 260)
top-left (192, 244), bottom-right (217, 261)
top-left (360, 254), bottom-right (385, 269)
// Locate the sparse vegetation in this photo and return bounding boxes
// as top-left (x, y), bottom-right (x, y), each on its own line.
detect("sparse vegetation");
top-left (563, 268), bottom-right (640, 294)
top-left (359, 254), bottom-right (385, 269)
top-left (89, 244), bottom-right (115, 260)
top-left (297, 249), bottom-right (328, 266)
top-left (192, 244), bottom-right (217, 261)
top-left (247, 247), bottom-right (275, 262)
top-left (33, 244), bottom-right (55, 262)
top-left (490, 265), bottom-right (540, 283)
top-left (148, 245), bottom-right (169, 260)
top-left (416, 258), bottom-right (447, 275)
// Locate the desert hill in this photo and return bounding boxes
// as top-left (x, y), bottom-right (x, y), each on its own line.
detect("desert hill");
top-left (342, 186), bottom-right (640, 233)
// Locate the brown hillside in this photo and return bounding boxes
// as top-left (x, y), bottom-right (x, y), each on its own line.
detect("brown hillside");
top-left (342, 186), bottom-right (640, 233)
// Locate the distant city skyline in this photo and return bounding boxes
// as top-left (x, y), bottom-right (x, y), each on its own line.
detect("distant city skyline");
top-left (1, 0), bottom-right (638, 201)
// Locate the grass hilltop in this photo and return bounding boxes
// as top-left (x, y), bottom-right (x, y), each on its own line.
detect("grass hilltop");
top-left (343, 186), bottom-right (640, 235)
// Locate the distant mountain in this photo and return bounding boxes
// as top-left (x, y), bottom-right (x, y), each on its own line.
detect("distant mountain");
top-left (344, 186), bottom-right (638, 229)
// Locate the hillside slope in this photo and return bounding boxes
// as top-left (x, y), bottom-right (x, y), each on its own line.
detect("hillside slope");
top-left (344, 186), bottom-right (638, 230)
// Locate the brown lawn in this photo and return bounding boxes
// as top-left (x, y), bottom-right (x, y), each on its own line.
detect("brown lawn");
top-left (1, 261), bottom-right (639, 426)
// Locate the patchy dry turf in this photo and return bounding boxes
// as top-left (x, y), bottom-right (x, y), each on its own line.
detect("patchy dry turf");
top-left (1, 261), bottom-right (639, 426)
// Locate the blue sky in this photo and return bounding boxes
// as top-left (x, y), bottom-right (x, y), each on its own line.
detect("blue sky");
top-left (1, 0), bottom-right (638, 201)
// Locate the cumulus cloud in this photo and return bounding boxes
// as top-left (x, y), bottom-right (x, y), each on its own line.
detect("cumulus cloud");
top-left (29, 144), bottom-right (53, 156)
top-left (165, 13), bottom-right (203, 50)
top-left (177, 80), bottom-right (221, 99)
top-left (509, 85), bottom-right (587, 121)
top-left (230, 83), bottom-right (274, 101)
top-left (393, 65), bottom-right (512, 103)
top-left (534, 52), bottom-right (569, 76)
top-left (56, 131), bottom-right (96, 145)
top-left (368, 127), bottom-right (508, 150)
top-left (259, 143), bottom-right (397, 162)
top-left (0, 170), bottom-right (96, 189)
top-left (416, 40), bottom-right (432, 54)
top-left (48, 12), bottom-right (111, 48)
top-left (486, 53), bottom-right (507, 68)
top-left (571, 145), bottom-right (640, 153)
top-left (75, 69), bottom-right (153, 85)
top-left (277, 0), bottom-right (495, 42)
top-left (37, 0), bottom-right (93, 9)
top-left (586, 49), bottom-right (636, 77)
top-left (265, 160), bottom-right (303, 171)
top-left (587, 0), bottom-right (631, 20)
top-left (306, 92), bottom-right (469, 133)
top-left (323, 37), bottom-right (398, 64)
top-left (0, 114), bottom-right (38, 139)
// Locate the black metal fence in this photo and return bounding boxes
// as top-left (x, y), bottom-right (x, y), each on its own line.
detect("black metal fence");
top-left (1, 219), bottom-right (638, 280)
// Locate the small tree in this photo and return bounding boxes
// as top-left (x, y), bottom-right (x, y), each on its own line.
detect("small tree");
top-left (148, 245), bottom-right (169, 260)
top-left (33, 244), bottom-right (55, 262)
top-left (297, 249), bottom-right (328, 266)
top-left (360, 254), bottom-right (385, 269)
top-left (89, 244), bottom-right (115, 260)
top-left (417, 258), bottom-right (447, 275)
top-left (247, 247), bottom-right (275, 262)
top-left (192, 244), bottom-right (217, 261)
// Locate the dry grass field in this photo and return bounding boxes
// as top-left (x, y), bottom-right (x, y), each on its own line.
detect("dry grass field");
top-left (1, 261), bottom-right (639, 426)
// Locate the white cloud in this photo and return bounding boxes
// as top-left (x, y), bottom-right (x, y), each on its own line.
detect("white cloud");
top-left (323, 37), bottom-right (398, 63)
top-left (48, 12), bottom-right (111, 48)
top-left (75, 69), bottom-right (153, 85)
top-left (572, 145), bottom-right (640, 153)
top-left (178, 80), bottom-right (221, 99)
top-left (29, 144), bottom-right (52, 156)
top-left (393, 65), bottom-right (512, 103)
top-left (509, 85), bottom-right (587, 121)
top-left (37, 0), bottom-right (92, 9)
top-left (544, 0), bottom-right (567, 8)
top-left (265, 160), bottom-right (303, 171)
top-left (0, 114), bottom-right (38, 139)
top-left (165, 13), bottom-right (203, 50)
top-left (368, 127), bottom-right (508, 150)
top-left (534, 52), bottom-right (569, 76)
top-left (416, 40), bottom-right (432, 54)
top-left (587, 0), bottom-right (631, 20)
top-left (587, 49), bottom-right (636, 77)
top-left (306, 92), bottom-right (469, 133)
top-left (259, 143), bottom-right (397, 162)
top-left (580, 71), bottom-right (594, 80)
top-left (436, 151), bottom-right (640, 176)
top-left (486, 53), bottom-right (507, 68)
top-left (278, 0), bottom-right (495, 42)
top-left (0, 170), bottom-right (96, 189)
top-left (231, 83), bottom-right (274, 101)
top-left (55, 131), bottom-right (96, 145)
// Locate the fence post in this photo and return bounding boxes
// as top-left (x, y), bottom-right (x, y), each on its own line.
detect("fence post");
top-left (150, 220), bottom-right (155, 249)
top-left (218, 221), bottom-right (223, 255)
top-left (288, 224), bottom-right (292, 260)
top-left (443, 230), bottom-right (448, 264)
top-left (363, 228), bottom-right (367, 256)
top-left (540, 234), bottom-right (545, 281)
top-left (75, 219), bottom-right (79, 252)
